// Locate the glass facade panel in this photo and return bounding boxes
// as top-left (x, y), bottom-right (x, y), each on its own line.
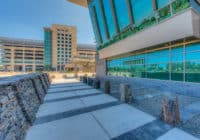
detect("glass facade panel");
top-left (44, 30), bottom-right (52, 67)
top-left (146, 63), bottom-right (169, 80)
top-left (185, 43), bottom-right (200, 82)
top-left (88, 6), bottom-right (102, 44)
top-left (157, 0), bottom-right (170, 9)
top-left (94, 1), bottom-right (107, 43)
top-left (190, 0), bottom-right (200, 13)
top-left (186, 61), bottom-right (200, 83)
top-left (102, 0), bottom-right (116, 37)
top-left (171, 46), bottom-right (184, 81)
top-left (186, 43), bottom-right (200, 52)
top-left (113, 0), bottom-right (130, 31)
top-left (131, 0), bottom-right (154, 24)
top-left (107, 42), bottom-right (200, 83)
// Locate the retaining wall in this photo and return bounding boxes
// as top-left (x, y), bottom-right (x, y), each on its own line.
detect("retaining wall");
top-left (97, 76), bottom-right (200, 97)
top-left (0, 73), bottom-right (51, 140)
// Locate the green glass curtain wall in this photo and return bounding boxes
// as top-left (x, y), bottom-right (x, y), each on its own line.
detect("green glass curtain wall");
top-left (44, 30), bottom-right (52, 66)
top-left (107, 42), bottom-right (200, 83)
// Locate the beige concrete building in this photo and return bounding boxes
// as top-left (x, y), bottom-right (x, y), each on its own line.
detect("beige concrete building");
top-left (69, 44), bottom-right (96, 72)
top-left (44, 24), bottom-right (77, 71)
top-left (0, 37), bottom-right (44, 72)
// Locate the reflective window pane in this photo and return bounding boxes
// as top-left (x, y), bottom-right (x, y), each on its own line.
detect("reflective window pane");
top-left (131, 0), bottom-right (154, 24)
top-left (88, 5), bottom-right (102, 44)
top-left (171, 62), bottom-right (184, 81)
top-left (94, 1), bottom-right (107, 43)
top-left (107, 42), bottom-right (200, 83)
top-left (186, 61), bottom-right (200, 83)
top-left (102, 0), bottom-right (116, 37)
top-left (186, 43), bottom-right (200, 52)
top-left (113, 0), bottom-right (130, 31)
top-left (157, 0), bottom-right (170, 9)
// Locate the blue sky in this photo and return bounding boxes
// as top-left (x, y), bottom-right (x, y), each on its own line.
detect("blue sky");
top-left (0, 0), bottom-right (95, 44)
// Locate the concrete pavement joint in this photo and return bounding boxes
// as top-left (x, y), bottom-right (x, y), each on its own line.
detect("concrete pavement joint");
top-left (112, 119), bottom-right (173, 140)
top-left (47, 87), bottom-right (93, 94)
top-left (34, 101), bottom-right (122, 125)
top-left (44, 93), bottom-right (102, 103)
top-left (49, 84), bottom-right (86, 90)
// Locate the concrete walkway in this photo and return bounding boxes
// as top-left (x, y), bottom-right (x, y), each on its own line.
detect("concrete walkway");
top-left (25, 79), bottom-right (199, 140)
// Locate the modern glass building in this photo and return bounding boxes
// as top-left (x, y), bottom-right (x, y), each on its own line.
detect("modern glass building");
top-left (68, 0), bottom-right (200, 83)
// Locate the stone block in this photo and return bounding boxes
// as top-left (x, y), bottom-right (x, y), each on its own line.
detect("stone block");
top-left (83, 76), bottom-right (88, 84)
top-left (93, 79), bottom-right (100, 89)
top-left (160, 96), bottom-right (180, 125)
top-left (79, 76), bottom-right (83, 81)
top-left (120, 83), bottom-right (132, 103)
top-left (87, 78), bottom-right (94, 86)
top-left (105, 81), bottom-right (110, 94)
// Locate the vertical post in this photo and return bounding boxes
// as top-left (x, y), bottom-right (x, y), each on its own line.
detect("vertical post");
top-left (126, 0), bottom-right (134, 25)
top-left (170, 1), bottom-right (173, 16)
top-left (152, 0), bottom-right (159, 22)
top-left (110, 0), bottom-right (120, 33)
top-left (152, 0), bottom-right (157, 10)
top-left (169, 47), bottom-right (172, 81)
top-left (145, 52), bottom-right (148, 78)
top-left (183, 39), bottom-right (186, 82)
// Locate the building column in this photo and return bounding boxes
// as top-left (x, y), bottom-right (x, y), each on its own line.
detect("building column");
top-left (11, 48), bottom-right (15, 71)
top-left (22, 65), bottom-right (25, 72)
top-left (126, 0), bottom-right (134, 25)
top-left (32, 65), bottom-right (36, 72)
top-left (110, 0), bottom-right (120, 33)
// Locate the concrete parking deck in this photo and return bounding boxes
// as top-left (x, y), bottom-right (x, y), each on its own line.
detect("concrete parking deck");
top-left (25, 79), bottom-right (200, 140)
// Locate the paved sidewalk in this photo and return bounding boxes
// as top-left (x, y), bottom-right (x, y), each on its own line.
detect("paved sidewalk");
top-left (25, 79), bottom-right (200, 140)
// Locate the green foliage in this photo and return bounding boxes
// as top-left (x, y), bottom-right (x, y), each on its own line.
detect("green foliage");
top-left (158, 5), bottom-right (171, 21)
top-left (172, 0), bottom-right (190, 14)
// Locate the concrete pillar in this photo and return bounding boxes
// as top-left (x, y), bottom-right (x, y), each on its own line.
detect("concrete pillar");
top-left (120, 83), bottom-right (132, 103)
top-left (105, 81), bottom-right (110, 94)
top-left (83, 76), bottom-right (88, 84)
top-left (32, 65), bottom-right (36, 72)
top-left (161, 96), bottom-right (180, 125)
top-left (93, 79), bottom-right (100, 89)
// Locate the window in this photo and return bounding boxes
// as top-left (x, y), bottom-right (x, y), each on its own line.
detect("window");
top-left (113, 0), bottom-right (130, 30)
top-left (171, 47), bottom-right (184, 81)
top-left (156, 0), bottom-right (170, 9)
top-left (94, 1), bottom-right (107, 43)
top-left (88, 3), bottom-right (102, 44)
top-left (131, 0), bottom-right (154, 24)
top-left (102, 0), bottom-right (116, 37)
top-left (185, 43), bottom-right (200, 83)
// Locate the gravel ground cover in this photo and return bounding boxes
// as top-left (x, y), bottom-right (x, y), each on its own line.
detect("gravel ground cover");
top-left (109, 88), bottom-right (200, 138)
